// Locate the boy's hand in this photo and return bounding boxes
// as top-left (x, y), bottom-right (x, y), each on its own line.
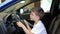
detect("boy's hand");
top-left (16, 21), bottom-right (25, 27)
top-left (24, 20), bottom-right (29, 26)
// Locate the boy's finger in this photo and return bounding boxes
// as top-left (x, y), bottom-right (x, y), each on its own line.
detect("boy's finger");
top-left (24, 20), bottom-right (28, 23)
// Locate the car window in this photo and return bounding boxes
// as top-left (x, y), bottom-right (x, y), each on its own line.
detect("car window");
top-left (41, 0), bottom-right (52, 13)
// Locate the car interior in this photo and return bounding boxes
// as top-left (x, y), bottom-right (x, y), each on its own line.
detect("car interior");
top-left (0, 0), bottom-right (60, 34)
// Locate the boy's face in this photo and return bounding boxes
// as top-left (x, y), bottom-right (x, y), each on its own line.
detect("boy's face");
top-left (30, 11), bottom-right (39, 21)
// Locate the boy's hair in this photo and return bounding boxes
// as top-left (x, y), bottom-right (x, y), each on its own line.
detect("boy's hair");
top-left (31, 7), bottom-right (44, 19)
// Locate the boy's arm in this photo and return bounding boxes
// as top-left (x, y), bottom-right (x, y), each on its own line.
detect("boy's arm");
top-left (16, 21), bottom-right (33, 34)
top-left (22, 25), bottom-right (33, 34)
top-left (24, 20), bottom-right (31, 31)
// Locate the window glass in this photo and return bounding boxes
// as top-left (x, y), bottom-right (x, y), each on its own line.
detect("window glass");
top-left (41, 0), bottom-right (52, 13)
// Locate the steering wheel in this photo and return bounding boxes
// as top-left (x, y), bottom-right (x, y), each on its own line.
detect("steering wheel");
top-left (3, 13), bottom-right (26, 34)
top-left (3, 13), bottom-right (33, 34)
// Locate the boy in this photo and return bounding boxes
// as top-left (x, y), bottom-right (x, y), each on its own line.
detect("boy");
top-left (16, 7), bottom-right (47, 34)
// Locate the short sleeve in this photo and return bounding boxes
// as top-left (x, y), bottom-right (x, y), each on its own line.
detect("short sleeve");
top-left (31, 27), bottom-right (44, 34)
top-left (31, 21), bottom-right (47, 34)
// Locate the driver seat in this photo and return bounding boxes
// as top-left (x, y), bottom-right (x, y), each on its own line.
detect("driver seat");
top-left (48, 14), bottom-right (60, 34)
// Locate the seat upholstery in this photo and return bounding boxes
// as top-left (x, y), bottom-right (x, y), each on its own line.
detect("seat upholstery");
top-left (49, 14), bottom-right (60, 34)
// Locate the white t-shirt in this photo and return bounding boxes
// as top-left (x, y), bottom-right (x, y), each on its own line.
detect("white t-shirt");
top-left (31, 20), bottom-right (47, 34)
